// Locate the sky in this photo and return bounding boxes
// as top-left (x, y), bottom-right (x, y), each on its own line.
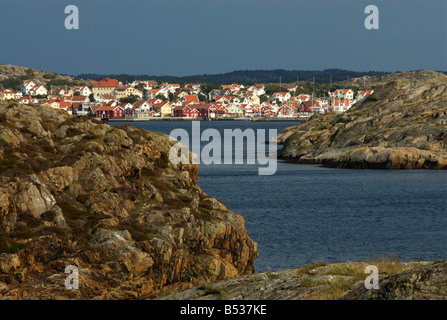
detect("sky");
top-left (0, 0), bottom-right (446, 76)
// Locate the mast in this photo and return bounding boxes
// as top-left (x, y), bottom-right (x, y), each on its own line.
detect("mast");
top-left (330, 74), bottom-right (333, 108)
top-left (295, 76), bottom-right (298, 98)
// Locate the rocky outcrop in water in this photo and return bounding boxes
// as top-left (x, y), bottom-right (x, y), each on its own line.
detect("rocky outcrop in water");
top-left (278, 71), bottom-right (447, 169)
top-left (0, 102), bottom-right (257, 299)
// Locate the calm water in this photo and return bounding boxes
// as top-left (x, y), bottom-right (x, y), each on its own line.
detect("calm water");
top-left (111, 120), bottom-right (447, 271)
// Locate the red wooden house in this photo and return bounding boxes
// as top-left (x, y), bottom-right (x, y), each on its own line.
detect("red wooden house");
top-left (95, 105), bottom-right (124, 119)
top-left (277, 105), bottom-right (297, 117)
top-left (173, 105), bottom-right (195, 117)
top-left (124, 107), bottom-right (136, 118)
top-left (208, 104), bottom-right (218, 118)
top-left (217, 105), bottom-right (229, 117)
top-left (194, 104), bottom-right (211, 118)
top-left (298, 100), bottom-right (320, 113)
top-left (189, 108), bottom-right (200, 118)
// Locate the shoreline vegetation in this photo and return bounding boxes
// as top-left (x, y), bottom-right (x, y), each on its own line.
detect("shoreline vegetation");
top-left (158, 258), bottom-right (447, 300)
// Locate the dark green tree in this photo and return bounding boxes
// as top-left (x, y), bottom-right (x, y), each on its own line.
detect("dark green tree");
top-left (120, 95), bottom-right (139, 104)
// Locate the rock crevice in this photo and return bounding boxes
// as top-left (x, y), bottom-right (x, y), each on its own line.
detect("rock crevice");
top-left (0, 102), bottom-right (257, 299)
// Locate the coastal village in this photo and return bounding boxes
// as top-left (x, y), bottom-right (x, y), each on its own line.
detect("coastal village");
top-left (0, 77), bottom-right (374, 120)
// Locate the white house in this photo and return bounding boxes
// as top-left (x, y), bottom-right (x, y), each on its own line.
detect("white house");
top-left (75, 102), bottom-right (101, 116)
top-left (186, 83), bottom-right (202, 95)
top-left (73, 86), bottom-right (92, 96)
top-left (316, 98), bottom-right (329, 107)
top-left (329, 89), bottom-right (355, 101)
top-left (227, 104), bottom-right (244, 117)
top-left (357, 89), bottom-right (374, 100)
top-left (133, 88), bottom-right (143, 98)
top-left (246, 84), bottom-right (265, 96)
top-left (17, 96), bottom-right (39, 104)
top-left (134, 103), bottom-right (153, 118)
top-left (57, 88), bottom-right (73, 96)
top-left (28, 84), bottom-right (48, 96)
top-left (142, 82), bottom-right (153, 91)
top-left (240, 97), bottom-right (253, 105)
top-left (333, 99), bottom-right (353, 112)
top-left (148, 88), bottom-right (169, 99)
top-left (160, 83), bottom-right (180, 94)
top-left (0, 89), bottom-right (15, 100)
top-left (272, 92), bottom-right (291, 103)
top-left (231, 97), bottom-right (241, 104)
top-left (215, 96), bottom-right (233, 104)
top-left (21, 80), bottom-right (36, 94)
top-left (119, 102), bottom-right (134, 109)
top-left (133, 100), bottom-right (152, 110)
top-left (129, 80), bottom-right (141, 87)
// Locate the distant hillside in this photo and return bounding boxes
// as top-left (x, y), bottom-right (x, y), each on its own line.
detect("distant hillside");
top-left (0, 64), bottom-right (94, 91)
top-left (77, 69), bottom-right (394, 85)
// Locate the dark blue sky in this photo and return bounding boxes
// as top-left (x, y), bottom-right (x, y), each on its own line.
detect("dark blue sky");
top-left (0, 0), bottom-right (446, 76)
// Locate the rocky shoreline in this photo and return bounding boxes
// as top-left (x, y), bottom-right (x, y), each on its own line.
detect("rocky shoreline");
top-left (1, 78), bottom-right (446, 300)
top-left (277, 70), bottom-right (447, 170)
top-left (0, 102), bottom-right (257, 299)
top-left (157, 259), bottom-right (447, 300)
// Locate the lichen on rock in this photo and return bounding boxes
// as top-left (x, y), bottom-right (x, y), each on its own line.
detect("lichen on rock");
top-left (0, 102), bottom-right (258, 299)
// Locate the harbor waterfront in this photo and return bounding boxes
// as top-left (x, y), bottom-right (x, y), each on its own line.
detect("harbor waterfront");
top-left (111, 120), bottom-right (447, 271)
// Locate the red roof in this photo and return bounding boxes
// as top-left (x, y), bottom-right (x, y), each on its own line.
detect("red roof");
top-left (300, 100), bottom-right (320, 108)
top-left (193, 104), bottom-right (211, 110)
top-left (100, 94), bottom-right (116, 100)
top-left (184, 95), bottom-right (199, 103)
top-left (215, 95), bottom-right (234, 101)
top-left (334, 99), bottom-right (351, 106)
top-left (153, 102), bottom-right (167, 109)
top-left (273, 92), bottom-right (289, 96)
top-left (93, 78), bottom-right (121, 88)
top-left (72, 102), bottom-right (84, 109)
top-left (70, 95), bottom-right (89, 102)
top-left (133, 101), bottom-right (149, 108)
top-left (59, 101), bottom-right (72, 108)
top-left (115, 86), bottom-right (133, 91)
top-left (173, 105), bottom-right (191, 111)
top-left (97, 105), bottom-right (123, 111)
